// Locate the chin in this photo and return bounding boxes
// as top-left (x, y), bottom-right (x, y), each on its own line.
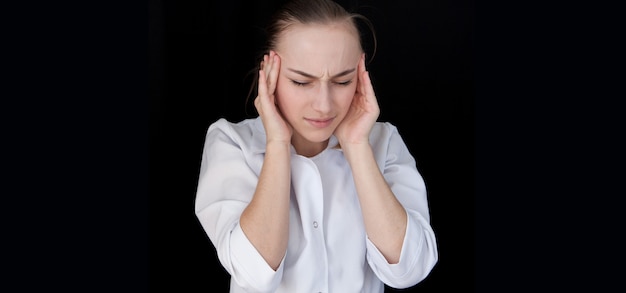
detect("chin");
top-left (299, 128), bottom-right (335, 144)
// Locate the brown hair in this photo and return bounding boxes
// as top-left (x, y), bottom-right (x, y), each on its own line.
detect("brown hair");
top-left (245, 0), bottom-right (377, 115)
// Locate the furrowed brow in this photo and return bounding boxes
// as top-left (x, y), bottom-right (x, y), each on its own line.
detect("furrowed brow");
top-left (287, 68), bottom-right (356, 79)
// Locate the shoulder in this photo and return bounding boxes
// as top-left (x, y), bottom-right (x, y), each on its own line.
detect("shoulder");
top-left (205, 117), bottom-right (265, 153)
top-left (370, 121), bottom-right (401, 141)
top-left (207, 117), bottom-right (262, 138)
top-left (369, 121), bottom-right (412, 164)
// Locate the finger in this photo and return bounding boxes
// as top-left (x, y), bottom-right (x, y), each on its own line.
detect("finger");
top-left (254, 94), bottom-right (261, 113)
top-left (356, 55), bottom-right (367, 94)
top-left (357, 53), bottom-right (366, 81)
top-left (259, 55), bottom-right (267, 90)
top-left (361, 70), bottom-right (376, 100)
top-left (262, 54), bottom-right (274, 93)
top-left (358, 56), bottom-right (376, 102)
top-left (258, 69), bottom-right (268, 100)
top-left (264, 52), bottom-right (273, 81)
top-left (268, 53), bottom-right (280, 94)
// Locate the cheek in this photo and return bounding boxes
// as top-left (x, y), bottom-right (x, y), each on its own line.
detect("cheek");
top-left (275, 82), bottom-right (300, 113)
top-left (334, 85), bottom-right (357, 107)
top-left (274, 79), bottom-right (288, 104)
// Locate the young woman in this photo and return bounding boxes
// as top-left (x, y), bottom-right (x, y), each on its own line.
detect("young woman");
top-left (195, 0), bottom-right (438, 291)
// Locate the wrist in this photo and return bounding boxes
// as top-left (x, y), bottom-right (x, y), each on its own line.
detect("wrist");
top-left (265, 140), bottom-right (292, 152)
top-left (340, 141), bottom-right (372, 159)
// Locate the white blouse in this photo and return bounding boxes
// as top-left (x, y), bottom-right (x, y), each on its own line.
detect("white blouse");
top-left (195, 117), bottom-right (438, 293)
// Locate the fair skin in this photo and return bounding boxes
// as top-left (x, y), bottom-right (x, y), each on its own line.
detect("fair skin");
top-left (240, 21), bottom-right (408, 270)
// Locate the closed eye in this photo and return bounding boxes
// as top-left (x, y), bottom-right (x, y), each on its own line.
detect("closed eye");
top-left (290, 79), bottom-right (352, 86)
top-left (291, 80), bottom-right (309, 86)
top-left (335, 80), bottom-right (353, 86)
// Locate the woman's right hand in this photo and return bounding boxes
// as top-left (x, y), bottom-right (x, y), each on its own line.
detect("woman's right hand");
top-left (254, 51), bottom-right (293, 145)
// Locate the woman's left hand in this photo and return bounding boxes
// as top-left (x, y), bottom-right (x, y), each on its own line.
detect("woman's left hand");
top-left (334, 53), bottom-right (380, 146)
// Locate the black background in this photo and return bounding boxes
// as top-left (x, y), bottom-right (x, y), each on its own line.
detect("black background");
top-left (151, 0), bottom-right (473, 292)
top-left (5, 0), bottom-right (623, 292)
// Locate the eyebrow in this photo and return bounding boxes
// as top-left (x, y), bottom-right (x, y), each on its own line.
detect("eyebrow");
top-left (286, 68), bottom-right (356, 79)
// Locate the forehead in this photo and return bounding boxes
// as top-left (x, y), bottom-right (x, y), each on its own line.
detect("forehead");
top-left (275, 22), bottom-right (362, 72)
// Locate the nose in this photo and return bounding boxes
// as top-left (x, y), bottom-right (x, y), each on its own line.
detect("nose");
top-left (311, 83), bottom-right (332, 113)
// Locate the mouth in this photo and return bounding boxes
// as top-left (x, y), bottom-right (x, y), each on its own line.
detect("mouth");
top-left (305, 117), bottom-right (334, 128)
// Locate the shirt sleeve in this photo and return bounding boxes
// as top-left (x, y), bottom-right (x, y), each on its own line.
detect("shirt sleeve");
top-left (194, 119), bottom-right (284, 292)
top-left (365, 123), bottom-right (439, 289)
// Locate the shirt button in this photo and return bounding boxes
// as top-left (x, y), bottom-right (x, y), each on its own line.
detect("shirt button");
top-left (313, 221), bottom-right (318, 228)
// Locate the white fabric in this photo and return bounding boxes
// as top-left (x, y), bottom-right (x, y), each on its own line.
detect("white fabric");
top-left (195, 117), bottom-right (438, 293)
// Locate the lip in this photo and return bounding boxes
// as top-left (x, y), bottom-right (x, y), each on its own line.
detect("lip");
top-left (305, 117), bottom-right (334, 128)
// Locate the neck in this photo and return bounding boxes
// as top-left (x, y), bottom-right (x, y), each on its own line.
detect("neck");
top-left (291, 134), bottom-right (328, 157)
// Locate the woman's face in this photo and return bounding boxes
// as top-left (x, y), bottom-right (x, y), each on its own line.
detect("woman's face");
top-left (274, 22), bottom-right (362, 154)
